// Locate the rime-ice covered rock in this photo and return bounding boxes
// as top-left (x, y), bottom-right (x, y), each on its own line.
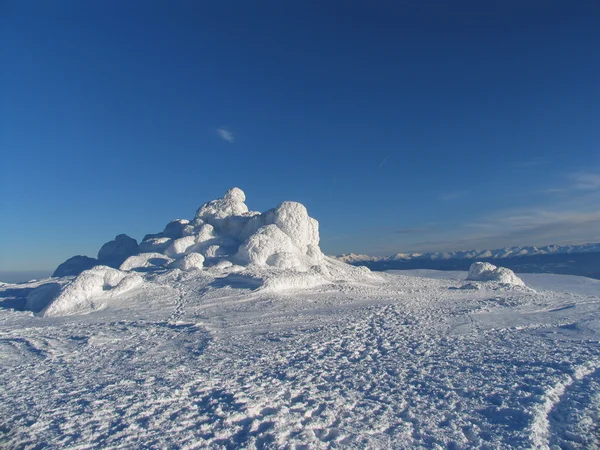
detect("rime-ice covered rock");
top-left (204, 244), bottom-right (227, 258)
top-left (168, 253), bottom-right (205, 271)
top-left (42, 266), bottom-right (142, 316)
top-left (137, 237), bottom-right (172, 253)
top-left (195, 187), bottom-right (249, 224)
top-left (195, 223), bottom-right (218, 244)
top-left (120, 253), bottom-right (173, 272)
top-left (467, 262), bottom-right (525, 286)
top-left (165, 236), bottom-right (197, 257)
top-left (97, 234), bottom-right (138, 265)
top-left (236, 224), bottom-right (301, 268)
top-left (163, 219), bottom-right (192, 239)
top-left (264, 202), bottom-right (318, 252)
top-left (48, 186), bottom-right (381, 310)
top-left (467, 262), bottom-right (497, 280)
top-left (53, 255), bottom-right (98, 277)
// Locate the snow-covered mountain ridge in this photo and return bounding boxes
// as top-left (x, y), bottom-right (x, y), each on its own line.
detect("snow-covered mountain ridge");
top-left (336, 242), bottom-right (600, 264)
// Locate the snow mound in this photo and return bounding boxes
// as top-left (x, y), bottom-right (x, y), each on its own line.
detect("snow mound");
top-left (168, 253), bottom-right (205, 271)
top-left (126, 187), bottom-right (343, 279)
top-left (466, 262), bottom-right (525, 286)
top-left (42, 266), bottom-right (142, 316)
top-left (44, 187), bottom-right (380, 315)
top-left (120, 253), bottom-right (173, 272)
top-left (195, 187), bottom-right (249, 223)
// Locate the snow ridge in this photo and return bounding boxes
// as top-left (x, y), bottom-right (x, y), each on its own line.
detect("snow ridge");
top-left (336, 242), bottom-right (600, 264)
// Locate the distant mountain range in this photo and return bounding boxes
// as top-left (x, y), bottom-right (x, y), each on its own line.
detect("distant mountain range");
top-left (335, 243), bottom-right (600, 280)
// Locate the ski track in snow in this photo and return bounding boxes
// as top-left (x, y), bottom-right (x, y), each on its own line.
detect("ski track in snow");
top-left (1, 271), bottom-right (600, 449)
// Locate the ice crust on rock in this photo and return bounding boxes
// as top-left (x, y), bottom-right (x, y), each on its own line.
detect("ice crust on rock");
top-left (46, 187), bottom-right (379, 315)
top-left (467, 262), bottom-right (525, 286)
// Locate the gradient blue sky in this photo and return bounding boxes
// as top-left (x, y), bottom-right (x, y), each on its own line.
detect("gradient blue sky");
top-left (1, 1), bottom-right (600, 271)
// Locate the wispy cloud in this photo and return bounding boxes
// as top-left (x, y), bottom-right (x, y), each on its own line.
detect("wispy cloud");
top-left (378, 155), bottom-right (389, 168)
top-left (570, 172), bottom-right (600, 190)
top-left (514, 158), bottom-right (551, 168)
top-left (324, 170), bottom-right (600, 256)
top-left (400, 210), bottom-right (600, 253)
top-left (217, 127), bottom-right (235, 143)
top-left (440, 190), bottom-right (467, 201)
top-left (394, 225), bottom-right (437, 235)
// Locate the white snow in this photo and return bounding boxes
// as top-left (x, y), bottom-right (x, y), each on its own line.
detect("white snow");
top-left (28, 188), bottom-right (378, 319)
top-left (1, 268), bottom-right (599, 448)
top-left (41, 266), bottom-right (142, 316)
top-left (195, 187), bottom-right (249, 222)
top-left (168, 252), bottom-right (205, 271)
top-left (119, 252), bottom-right (173, 271)
top-left (164, 235), bottom-right (197, 257)
top-left (137, 236), bottom-right (172, 253)
top-left (467, 261), bottom-right (525, 285)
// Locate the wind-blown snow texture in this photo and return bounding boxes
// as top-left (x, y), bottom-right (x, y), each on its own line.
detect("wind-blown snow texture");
top-left (1, 269), bottom-right (599, 448)
top-left (1, 189), bottom-right (599, 449)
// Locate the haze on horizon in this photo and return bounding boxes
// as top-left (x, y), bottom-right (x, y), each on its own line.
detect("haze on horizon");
top-left (1, 1), bottom-right (599, 272)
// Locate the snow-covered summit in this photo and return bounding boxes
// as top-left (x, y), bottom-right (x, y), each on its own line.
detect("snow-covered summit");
top-left (124, 187), bottom-right (325, 273)
top-left (41, 188), bottom-right (379, 316)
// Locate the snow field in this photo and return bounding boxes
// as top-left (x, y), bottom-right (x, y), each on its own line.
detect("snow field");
top-left (1, 270), bottom-right (599, 448)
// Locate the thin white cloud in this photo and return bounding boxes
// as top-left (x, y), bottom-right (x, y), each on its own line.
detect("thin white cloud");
top-left (217, 127), bottom-right (235, 143)
top-left (514, 158), bottom-right (550, 168)
top-left (570, 172), bottom-right (600, 190)
top-left (440, 190), bottom-right (468, 201)
top-left (540, 171), bottom-right (600, 195)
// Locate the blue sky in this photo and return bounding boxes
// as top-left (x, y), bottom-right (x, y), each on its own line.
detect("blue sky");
top-left (1, 1), bottom-right (599, 271)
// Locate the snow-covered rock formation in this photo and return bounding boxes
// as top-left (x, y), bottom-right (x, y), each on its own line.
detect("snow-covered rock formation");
top-left (116, 187), bottom-right (327, 273)
top-left (39, 188), bottom-right (379, 316)
top-left (53, 234), bottom-right (139, 277)
top-left (466, 262), bottom-right (525, 286)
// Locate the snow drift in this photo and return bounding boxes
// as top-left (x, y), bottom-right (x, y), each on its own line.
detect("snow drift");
top-left (39, 188), bottom-right (379, 316)
top-left (466, 262), bottom-right (525, 286)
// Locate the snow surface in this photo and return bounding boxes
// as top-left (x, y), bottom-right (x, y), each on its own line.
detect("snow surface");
top-left (1, 269), bottom-right (599, 448)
